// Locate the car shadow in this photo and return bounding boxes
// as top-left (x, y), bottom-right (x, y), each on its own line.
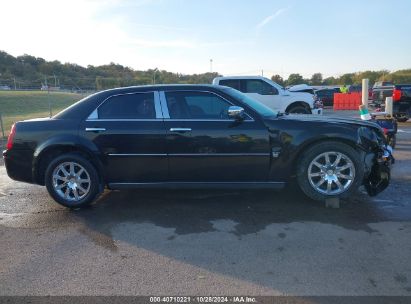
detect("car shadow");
top-left (53, 182), bottom-right (411, 294)
top-left (73, 183), bottom-right (388, 244)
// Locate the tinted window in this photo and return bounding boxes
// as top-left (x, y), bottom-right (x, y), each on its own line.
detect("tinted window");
top-left (221, 87), bottom-right (277, 118)
top-left (98, 92), bottom-right (155, 119)
top-left (244, 80), bottom-right (278, 95)
top-left (316, 90), bottom-right (325, 98)
top-left (219, 79), bottom-right (241, 91)
top-left (165, 91), bottom-right (232, 119)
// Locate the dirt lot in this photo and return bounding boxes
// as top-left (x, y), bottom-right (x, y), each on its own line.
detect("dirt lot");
top-left (1, 113), bottom-right (411, 297)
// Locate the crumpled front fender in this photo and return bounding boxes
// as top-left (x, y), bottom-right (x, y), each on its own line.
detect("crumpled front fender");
top-left (364, 146), bottom-right (393, 196)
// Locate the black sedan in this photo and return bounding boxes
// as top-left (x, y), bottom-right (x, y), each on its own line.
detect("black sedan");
top-left (3, 85), bottom-right (392, 208)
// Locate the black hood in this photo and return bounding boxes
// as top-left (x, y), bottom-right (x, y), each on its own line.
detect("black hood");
top-left (275, 114), bottom-right (382, 130)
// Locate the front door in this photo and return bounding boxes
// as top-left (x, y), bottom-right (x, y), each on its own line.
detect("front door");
top-left (161, 90), bottom-right (270, 182)
top-left (80, 91), bottom-right (167, 183)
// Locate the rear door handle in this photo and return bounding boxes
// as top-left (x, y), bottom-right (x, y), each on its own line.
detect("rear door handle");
top-left (169, 128), bottom-right (192, 133)
top-left (85, 127), bottom-right (106, 132)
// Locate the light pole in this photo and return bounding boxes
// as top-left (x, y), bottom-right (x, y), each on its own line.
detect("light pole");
top-left (152, 68), bottom-right (158, 84)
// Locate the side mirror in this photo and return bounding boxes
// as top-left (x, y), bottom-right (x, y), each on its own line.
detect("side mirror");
top-left (228, 106), bottom-right (245, 120)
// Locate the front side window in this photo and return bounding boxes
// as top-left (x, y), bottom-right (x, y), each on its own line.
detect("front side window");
top-left (98, 92), bottom-right (155, 119)
top-left (165, 91), bottom-right (232, 120)
top-left (243, 80), bottom-right (278, 95)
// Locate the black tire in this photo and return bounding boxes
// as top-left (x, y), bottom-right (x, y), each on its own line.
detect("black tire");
top-left (296, 141), bottom-right (364, 201)
top-left (287, 105), bottom-right (310, 114)
top-left (45, 153), bottom-right (101, 208)
top-left (396, 117), bottom-right (409, 123)
top-left (387, 134), bottom-right (396, 148)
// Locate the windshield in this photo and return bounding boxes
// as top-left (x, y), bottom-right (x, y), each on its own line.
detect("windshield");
top-left (221, 87), bottom-right (278, 118)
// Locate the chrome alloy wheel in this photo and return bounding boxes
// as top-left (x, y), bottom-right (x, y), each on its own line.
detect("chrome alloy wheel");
top-left (307, 151), bottom-right (355, 195)
top-left (52, 162), bottom-right (91, 201)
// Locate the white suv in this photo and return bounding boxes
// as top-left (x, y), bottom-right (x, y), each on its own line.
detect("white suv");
top-left (213, 76), bottom-right (323, 115)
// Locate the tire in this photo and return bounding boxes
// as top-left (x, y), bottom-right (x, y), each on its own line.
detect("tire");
top-left (387, 134), bottom-right (396, 149)
top-left (395, 115), bottom-right (409, 123)
top-left (296, 141), bottom-right (364, 201)
top-left (45, 153), bottom-right (101, 208)
top-left (287, 105), bottom-right (310, 114)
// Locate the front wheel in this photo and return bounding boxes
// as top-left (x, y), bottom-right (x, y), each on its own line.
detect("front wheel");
top-left (286, 105), bottom-right (311, 114)
top-left (394, 113), bottom-right (409, 123)
top-left (45, 153), bottom-right (101, 208)
top-left (296, 141), bottom-right (364, 201)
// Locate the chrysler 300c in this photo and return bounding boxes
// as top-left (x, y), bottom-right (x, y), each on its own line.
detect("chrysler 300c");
top-left (3, 85), bottom-right (392, 208)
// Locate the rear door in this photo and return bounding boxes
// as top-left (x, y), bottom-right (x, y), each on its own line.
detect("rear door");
top-left (80, 91), bottom-right (167, 184)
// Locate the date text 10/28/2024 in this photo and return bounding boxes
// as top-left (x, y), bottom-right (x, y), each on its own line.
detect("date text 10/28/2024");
top-left (150, 296), bottom-right (257, 303)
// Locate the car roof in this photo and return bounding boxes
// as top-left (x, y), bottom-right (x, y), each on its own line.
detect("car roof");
top-left (214, 76), bottom-right (268, 80)
top-left (97, 84), bottom-right (233, 95)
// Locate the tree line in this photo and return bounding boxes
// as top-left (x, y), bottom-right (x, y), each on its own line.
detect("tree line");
top-left (272, 69), bottom-right (411, 87)
top-left (1, 50), bottom-right (411, 90)
top-left (0, 51), bottom-right (219, 90)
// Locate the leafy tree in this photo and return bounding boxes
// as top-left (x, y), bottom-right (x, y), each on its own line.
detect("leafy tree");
top-left (310, 73), bottom-right (323, 85)
top-left (338, 73), bottom-right (355, 85)
top-left (323, 77), bottom-right (337, 85)
top-left (271, 74), bottom-right (285, 86)
top-left (352, 70), bottom-right (387, 86)
top-left (286, 73), bottom-right (304, 86)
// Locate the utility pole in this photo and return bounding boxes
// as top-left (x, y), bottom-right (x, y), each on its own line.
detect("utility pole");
top-left (53, 74), bottom-right (57, 87)
top-left (45, 76), bottom-right (52, 117)
top-left (13, 77), bottom-right (16, 90)
top-left (210, 59), bottom-right (213, 73)
top-left (152, 68), bottom-right (158, 84)
top-left (261, 69), bottom-right (264, 77)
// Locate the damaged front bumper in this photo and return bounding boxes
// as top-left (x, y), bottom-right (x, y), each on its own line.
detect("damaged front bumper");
top-left (364, 145), bottom-right (394, 196)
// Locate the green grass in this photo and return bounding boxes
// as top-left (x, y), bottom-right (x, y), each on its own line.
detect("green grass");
top-left (0, 90), bottom-right (86, 137)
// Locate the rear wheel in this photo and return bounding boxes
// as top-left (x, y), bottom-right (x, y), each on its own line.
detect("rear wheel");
top-left (45, 153), bottom-right (101, 208)
top-left (296, 141), bottom-right (364, 201)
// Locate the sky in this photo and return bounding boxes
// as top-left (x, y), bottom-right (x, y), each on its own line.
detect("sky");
top-left (1, 0), bottom-right (411, 79)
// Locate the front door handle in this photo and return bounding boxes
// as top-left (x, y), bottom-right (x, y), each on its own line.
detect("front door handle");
top-left (85, 127), bottom-right (106, 132)
top-left (169, 128), bottom-right (192, 133)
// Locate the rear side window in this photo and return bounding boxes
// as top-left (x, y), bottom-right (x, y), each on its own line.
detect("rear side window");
top-left (98, 92), bottom-right (155, 119)
top-left (243, 80), bottom-right (278, 95)
top-left (219, 79), bottom-right (241, 91)
top-left (165, 91), bottom-right (232, 119)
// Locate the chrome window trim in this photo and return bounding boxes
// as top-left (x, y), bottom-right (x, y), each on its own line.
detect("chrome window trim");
top-left (154, 91), bottom-right (162, 118)
top-left (159, 90), bottom-right (255, 121)
top-left (86, 91), bottom-right (163, 121)
top-left (86, 119), bottom-right (161, 122)
top-left (165, 119), bottom-right (255, 122)
top-left (107, 153), bottom-right (269, 156)
top-left (108, 153), bottom-right (167, 156)
top-left (159, 91), bottom-right (170, 119)
top-left (168, 153), bottom-right (269, 156)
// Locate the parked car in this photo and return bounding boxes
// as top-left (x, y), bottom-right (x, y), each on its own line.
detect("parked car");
top-left (3, 85), bottom-right (392, 208)
top-left (373, 81), bottom-right (394, 88)
top-left (213, 76), bottom-right (323, 115)
top-left (315, 89), bottom-right (336, 107)
top-left (372, 84), bottom-right (411, 122)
